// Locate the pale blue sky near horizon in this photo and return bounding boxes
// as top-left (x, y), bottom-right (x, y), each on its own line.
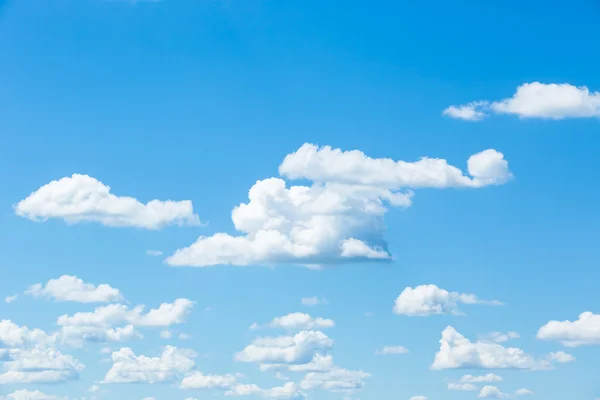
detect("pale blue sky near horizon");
top-left (0, 1), bottom-right (599, 399)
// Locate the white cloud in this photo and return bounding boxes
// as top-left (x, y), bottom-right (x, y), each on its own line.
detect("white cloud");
top-left (0, 390), bottom-right (65, 400)
top-left (252, 313), bottom-right (335, 331)
top-left (515, 388), bottom-right (534, 396)
top-left (479, 386), bottom-right (508, 398)
top-left (26, 275), bottom-right (122, 303)
top-left (444, 82), bottom-right (600, 120)
top-left (4, 295), bottom-right (17, 304)
top-left (57, 299), bottom-right (193, 345)
top-left (166, 144), bottom-right (511, 268)
top-left (260, 354), bottom-right (334, 373)
top-left (226, 382), bottom-right (305, 399)
top-left (300, 367), bottom-right (370, 394)
top-left (548, 351), bottom-right (576, 363)
top-left (0, 346), bottom-right (85, 384)
top-left (537, 312), bottom-right (600, 347)
top-left (393, 284), bottom-right (502, 316)
top-left (409, 397), bottom-right (427, 400)
top-left (146, 250), bottom-right (163, 256)
top-left (431, 326), bottom-right (549, 370)
top-left (102, 346), bottom-right (196, 384)
top-left (480, 332), bottom-right (520, 343)
top-left (160, 330), bottom-right (173, 339)
top-left (235, 331), bottom-right (333, 365)
top-left (301, 297), bottom-right (327, 306)
top-left (448, 383), bottom-right (477, 391)
top-left (15, 174), bottom-right (200, 229)
top-left (88, 385), bottom-right (100, 392)
top-left (442, 101), bottom-right (488, 121)
top-left (180, 372), bottom-right (237, 389)
top-left (0, 320), bottom-right (56, 348)
top-left (375, 346), bottom-right (409, 355)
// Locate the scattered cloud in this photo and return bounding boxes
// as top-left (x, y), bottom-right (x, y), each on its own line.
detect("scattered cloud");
top-left (431, 326), bottom-right (550, 370)
top-left (537, 312), bottom-right (600, 347)
top-left (226, 382), bottom-right (305, 399)
top-left (166, 144), bottom-right (511, 268)
top-left (548, 351), bottom-right (576, 363)
top-left (393, 284), bottom-right (502, 316)
top-left (4, 295), bottom-right (17, 304)
top-left (479, 332), bottom-right (520, 343)
top-left (180, 371), bottom-right (238, 389)
top-left (301, 297), bottom-right (327, 306)
top-left (102, 346), bottom-right (196, 384)
top-left (15, 174), bottom-right (200, 229)
top-left (251, 313), bottom-right (335, 331)
top-left (146, 250), bottom-right (163, 256)
top-left (0, 346), bottom-right (85, 384)
top-left (0, 390), bottom-right (66, 400)
top-left (26, 275), bottom-right (123, 303)
top-left (444, 82), bottom-right (600, 120)
top-left (235, 331), bottom-right (333, 365)
top-left (447, 374), bottom-right (502, 391)
top-left (375, 346), bottom-right (409, 355)
top-left (300, 367), bottom-right (370, 394)
top-left (515, 388), bottom-right (534, 396)
top-left (479, 386), bottom-right (508, 398)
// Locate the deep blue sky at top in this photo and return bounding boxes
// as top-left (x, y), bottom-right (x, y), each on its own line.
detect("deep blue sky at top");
top-left (0, 1), bottom-right (599, 399)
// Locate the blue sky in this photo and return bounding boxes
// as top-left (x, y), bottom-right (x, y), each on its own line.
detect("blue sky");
top-left (1, 1), bottom-right (600, 400)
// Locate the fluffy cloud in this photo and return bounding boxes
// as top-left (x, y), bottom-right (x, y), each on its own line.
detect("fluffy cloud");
top-left (480, 332), bottom-right (520, 343)
top-left (226, 382), bottom-right (305, 399)
top-left (0, 390), bottom-right (65, 400)
top-left (447, 374), bottom-right (502, 391)
top-left (15, 174), bottom-right (200, 229)
top-left (548, 351), bottom-right (576, 363)
top-left (479, 386), bottom-right (508, 398)
top-left (235, 331), bottom-right (333, 365)
top-left (300, 367), bottom-right (370, 394)
top-left (443, 82), bottom-right (600, 120)
top-left (251, 313), bottom-right (335, 331)
top-left (180, 371), bottom-right (238, 389)
top-left (375, 346), bottom-right (409, 355)
top-left (0, 320), bottom-right (56, 348)
top-left (166, 144), bottom-right (511, 268)
top-left (57, 299), bottom-right (193, 345)
top-left (0, 346), bottom-right (84, 384)
top-left (26, 275), bottom-right (122, 303)
top-left (102, 346), bottom-right (196, 383)
top-left (431, 326), bottom-right (549, 370)
top-left (393, 285), bottom-right (502, 316)
top-left (515, 389), bottom-right (534, 395)
top-left (537, 312), bottom-right (600, 347)
top-left (260, 354), bottom-right (334, 373)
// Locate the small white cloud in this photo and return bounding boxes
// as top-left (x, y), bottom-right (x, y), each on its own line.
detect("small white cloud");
top-left (146, 250), bottom-right (163, 256)
top-left (0, 390), bottom-right (65, 400)
top-left (160, 330), bottom-right (173, 339)
top-left (252, 313), bottom-right (335, 331)
top-left (444, 82), bottom-right (600, 120)
top-left (480, 331), bottom-right (520, 343)
top-left (409, 396), bottom-right (427, 400)
top-left (300, 367), bottom-right (370, 395)
top-left (4, 295), bottom-right (17, 304)
top-left (537, 312), bottom-right (600, 347)
top-left (393, 284), bottom-right (502, 316)
top-left (180, 371), bottom-right (237, 389)
top-left (15, 174), bottom-right (200, 229)
top-left (375, 346), bottom-right (409, 355)
top-left (301, 297), bottom-right (327, 306)
top-left (515, 388), bottom-right (534, 396)
top-left (448, 383), bottom-right (477, 391)
top-left (235, 331), bottom-right (334, 365)
top-left (226, 382), bottom-right (305, 399)
top-left (479, 386), bottom-right (508, 398)
top-left (432, 326), bottom-right (550, 370)
top-left (459, 373), bottom-right (503, 383)
top-left (26, 275), bottom-right (122, 303)
top-left (102, 346), bottom-right (196, 384)
top-left (548, 351), bottom-right (575, 363)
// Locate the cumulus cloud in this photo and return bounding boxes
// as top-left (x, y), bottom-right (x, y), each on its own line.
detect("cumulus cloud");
top-left (260, 354), bottom-right (334, 373)
top-left (479, 332), bottom-right (520, 343)
top-left (431, 326), bottom-right (550, 370)
top-left (0, 320), bottom-right (56, 348)
top-left (102, 346), bottom-right (196, 384)
top-left (180, 371), bottom-right (238, 389)
top-left (0, 390), bottom-right (65, 400)
top-left (443, 82), bottom-right (600, 120)
top-left (226, 382), bottom-right (305, 399)
top-left (15, 174), bottom-right (200, 229)
top-left (235, 331), bottom-right (333, 365)
top-left (57, 299), bottom-right (193, 345)
top-left (393, 284), bottom-right (502, 316)
top-left (300, 367), bottom-right (370, 394)
top-left (375, 346), bottom-right (409, 355)
top-left (548, 351), bottom-right (576, 363)
top-left (251, 313), bottom-right (335, 331)
top-left (447, 374), bottom-right (502, 391)
top-left (479, 386), bottom-right (508, 398)
top-left (448, 383), bottom-right (478, 391)
top-left (0, 346), bottom-right (84, 384)
top-left (166, 144), bottom-right (511, 268)
top-left (537, 312), bottom-right (600, 347)
top-left (26, 275), bottom-right (122, 303)
top-left (515, 389), bottom-right (534, 395)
